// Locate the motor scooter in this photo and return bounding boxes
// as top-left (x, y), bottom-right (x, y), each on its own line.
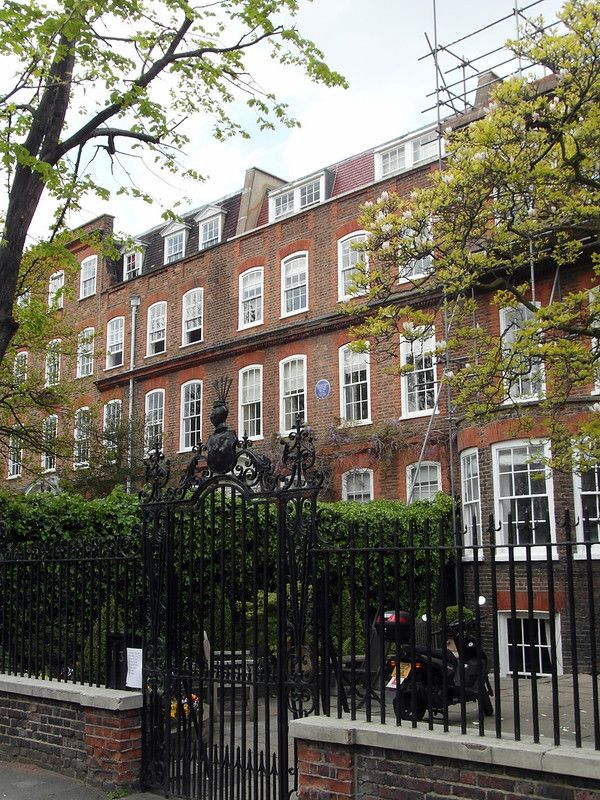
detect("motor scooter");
top-left (384, 612), bottom-right (494, 722)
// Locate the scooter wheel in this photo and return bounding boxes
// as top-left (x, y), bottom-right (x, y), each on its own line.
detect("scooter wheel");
top-left (394, 689), bottom-right (427, 722)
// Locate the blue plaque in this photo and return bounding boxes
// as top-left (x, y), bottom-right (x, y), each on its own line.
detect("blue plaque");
top-left (315, 379), bottom-right (331, 399)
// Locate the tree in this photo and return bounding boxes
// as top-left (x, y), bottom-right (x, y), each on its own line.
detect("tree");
top-left (347, 0), bottom-right (600, 471)
top-left (0, 238), bottom-right (79, 474)
top-left (0, 0), bottom-right (346, 368)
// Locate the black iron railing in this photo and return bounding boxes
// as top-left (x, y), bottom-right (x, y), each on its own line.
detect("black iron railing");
top-left (0, 534), bottom-right (141, 687)
top-left (315, 511), bottom-right (600, 750)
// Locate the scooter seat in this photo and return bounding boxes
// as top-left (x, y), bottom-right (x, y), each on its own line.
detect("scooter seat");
top-left (418, 647), bottom-right (458, 664)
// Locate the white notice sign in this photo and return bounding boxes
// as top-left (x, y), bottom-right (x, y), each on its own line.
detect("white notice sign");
top-left (126, 647), bottom-right (143, 688)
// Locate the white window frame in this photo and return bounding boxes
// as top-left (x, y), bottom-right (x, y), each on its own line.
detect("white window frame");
top-left (14, 351), bottom-right (27, 384)
top-left (398, 220), bottom-right (433, 284)
top-left (497, 612), bottom-right (563, 678)
top-left (281, 252), bottom-right (308, 318)
top-left (181, 288), bottom-right (204, 346)
top-left (407, 461), bottom-right (441, 503)
top-left (147, 301), bottom-right (167, 356)
top-left (48, 271), bottom-right (64, 309)
top-left (491, 439), bottom-right (556, 561)
top-left (103, 399), bottom-right (122, 460)
top-left (342, 468), bottom-right (374, 502)
top-left (73, 407), bottom-right (91, 469)
top-left (7, 435), bottom-right (22, 479)
top-left (460, 448), bottom-right (482, 559)
top-left (374, 126), bottom-right (443, 180)
top-left (338, 232), bottom-right (368, 301)
top-left (499, 304), bottom-right (545, 403)
top-left (573, 465), bottom-right (600, 558)
top-left (268, 172), bottom-right (326, 222)
top-left (76, 327), bottom-right (94, 378)
top-left (200, 216), bottom-right (221, 249)
top-left (412, 129), bottom-right (439, 164)
top-left (238, 365), bottom-right (263, 441)
top-left (239, 268), bottom-right (264, 330)
top-left (279, 356), bottom-right (307, 434)
top-left (45, 339), bottom-right (61, 387)
top-left (179, 380), bottom-right (203, 452)
top-left (41, 415), bottom-right (58, 473)
top-left (145, 389), bottom-right (165, 453)
top-left (339, 345), bottom-right (371, 425)
top-left (79, 256), bottom-right (97, 299)
top-left (106, 317), bottom-right (125, 369)
top-left (123, 250), bottom-right (142, 281)
top-left (161, 224), bottom-right (188, 265)
top-left (400, 327), bottom-right (438, 419)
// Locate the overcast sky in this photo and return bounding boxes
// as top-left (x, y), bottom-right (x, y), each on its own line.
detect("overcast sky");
top-left (47, 0), bottom-right (567, 240)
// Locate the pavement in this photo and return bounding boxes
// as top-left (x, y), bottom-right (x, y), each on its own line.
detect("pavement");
top-left (0, 762), bottom-right (159, 800)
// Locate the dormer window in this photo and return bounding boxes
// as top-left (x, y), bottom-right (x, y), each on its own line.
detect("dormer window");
top-left (299, 179), bottom-right (320, 209)
top-left (123, 247), bottom-right (143, 281)
top-left (274, 191), bottom-right (294, 219)
top-left (201, 218), bottom-right (219, 249)
top-left (413, 130), bottom-right (438, 164)
top-left (269, 172), bottom-right (327, 223)
top-left (166, 231), bottom-right (185, 263)
top-left (195, 205), bottom-right (226, 251)
top-left (375, 126), bottom-right (442, 181)
top-left (161, 222), bottom-right (189, 265)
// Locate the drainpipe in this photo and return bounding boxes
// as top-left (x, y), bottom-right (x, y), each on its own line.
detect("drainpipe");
top-left (126, 294), bottom-right (141, 493)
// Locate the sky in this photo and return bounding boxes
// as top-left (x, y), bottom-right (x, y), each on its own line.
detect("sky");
top-left (32, 0), bottom-right (567, 241)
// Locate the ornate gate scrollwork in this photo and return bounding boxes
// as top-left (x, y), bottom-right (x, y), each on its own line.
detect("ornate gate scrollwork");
top-left (141, 377), bottom-right (323, 800)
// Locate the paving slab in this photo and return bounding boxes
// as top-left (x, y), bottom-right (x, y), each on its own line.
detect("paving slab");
top-left (0, 762), bottom-right (161, 800)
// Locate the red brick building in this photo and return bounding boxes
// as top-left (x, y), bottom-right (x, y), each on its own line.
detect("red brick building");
top-left (5, 113), bottom-right (599, 676)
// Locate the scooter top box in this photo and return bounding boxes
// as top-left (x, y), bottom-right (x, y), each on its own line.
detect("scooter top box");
top-left (377, 610), bottom-right (412, 644)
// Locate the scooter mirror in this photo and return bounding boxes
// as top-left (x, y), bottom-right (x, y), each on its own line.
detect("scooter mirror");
top-left (478, 595), bottom-right (486, 606)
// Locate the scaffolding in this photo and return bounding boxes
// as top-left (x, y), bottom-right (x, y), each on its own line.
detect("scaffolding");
top-left (408, 0), bottom-right (563, 509)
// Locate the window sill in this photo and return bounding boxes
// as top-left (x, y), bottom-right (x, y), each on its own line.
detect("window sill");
top-left (400, 409), bottom-right (438, 420)
top-left (78, 294), bottom-right (96, 301)
top-left (494, 545), bottom-right (558, 561)
top-left (104, 363), bottom-right (124, 372)
top-left (338, 293), bottom-right (368, 303)
top-left (574, 548), bottom-right (600, 559)
top-left (145, 351), bottom-right (167, 359)
top-left (338, 419), bottom-right (372, 428)
top-left (41, 469), bottom-right (56, 475)
top-left (280, 309), bottom-right (308, 320)
top-left (180, 340), bottom-right (204, 349)
top-left (7, 475), bottom-right (21, 481)
top-left (238, 321), bottom-right (263, 332)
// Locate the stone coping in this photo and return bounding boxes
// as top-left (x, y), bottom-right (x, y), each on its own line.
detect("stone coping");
top-left (290, 717), bottom-right (600, 781)
top-left (0, 674), bottom-right (143, 711)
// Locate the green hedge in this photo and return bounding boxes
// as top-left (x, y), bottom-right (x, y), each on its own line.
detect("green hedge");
top-left (0, 485), bottom-right (140, 542)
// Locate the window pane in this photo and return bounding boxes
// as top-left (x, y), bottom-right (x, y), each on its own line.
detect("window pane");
top-left (241, 270), bottom-right (263, 326)
top-left (495, 442), bottom-right (551, 545)
top-left (344, 470), bottom-right (372, 502)
top-left (241, 368), bottom-right (261, 438)
top-left (381, 145), bottom-right (405, 176)
top-left (182, 382), bottom-right (202, 449)
top-left (183, 290), bottom-right (203, 343)
top-left (342, 348), bottom-right (369, 422)
top-left (148, 304), bottom-right (166, 354)
top-left (282, 359), bottom-right (305, 431)
top-left (145, 391), bottom-right (164, 450)
top-left (283, 255), bottom-right (307, 314)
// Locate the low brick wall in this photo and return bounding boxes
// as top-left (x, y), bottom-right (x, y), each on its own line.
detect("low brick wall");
top-left (291, 718), bottom-right (600, 800)
top-left (0, 675), bottom-right (142, 790)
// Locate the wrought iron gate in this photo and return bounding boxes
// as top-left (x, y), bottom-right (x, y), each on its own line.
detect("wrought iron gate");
top-left (141, 379), bottom-right (322, 799)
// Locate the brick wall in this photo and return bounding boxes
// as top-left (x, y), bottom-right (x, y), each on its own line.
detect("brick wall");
top-left (0, 678), bottom-right (142, 791)
top-left (293, 721), bottom-right (600, 800)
